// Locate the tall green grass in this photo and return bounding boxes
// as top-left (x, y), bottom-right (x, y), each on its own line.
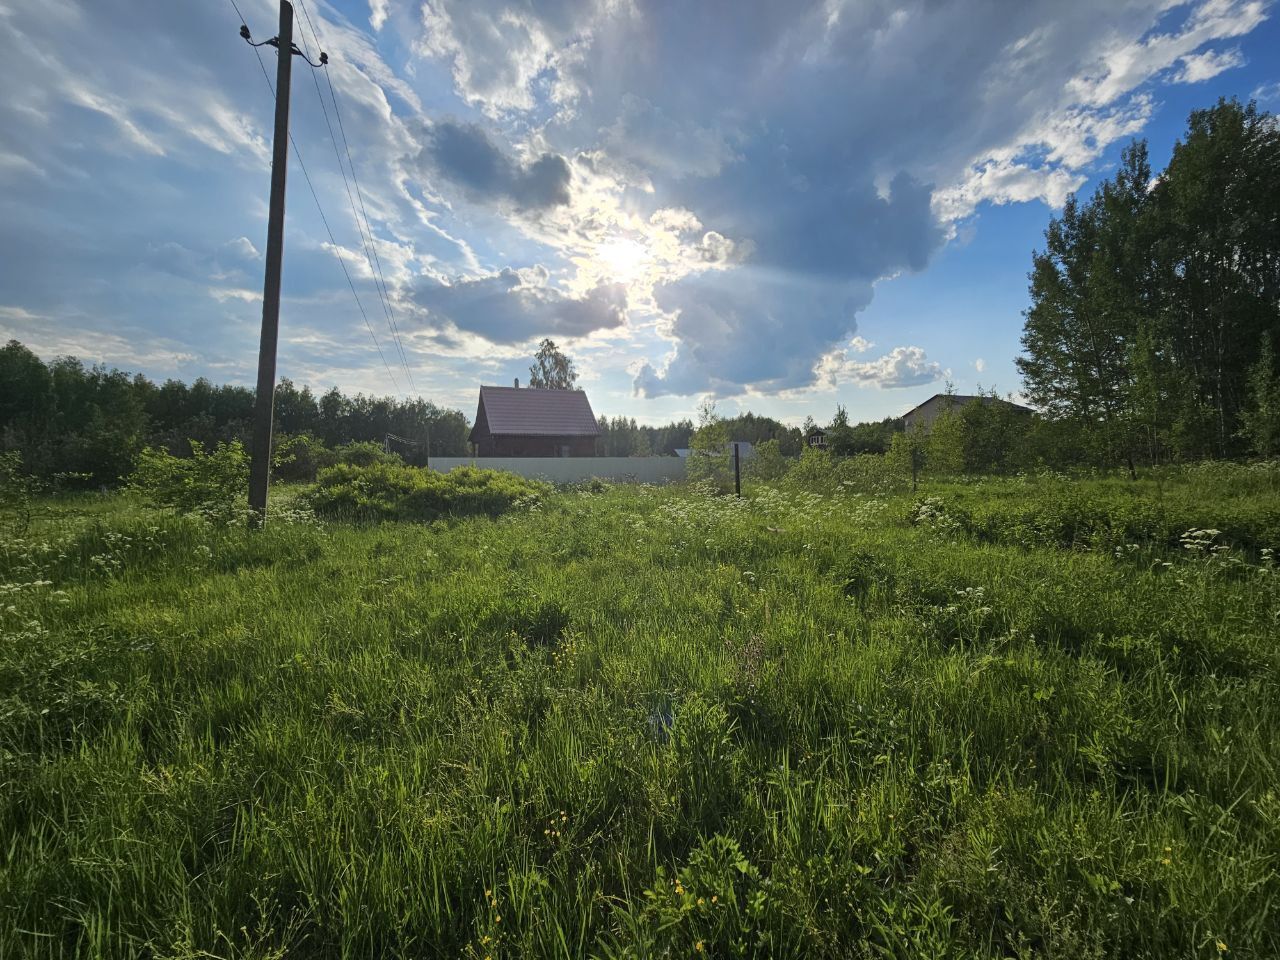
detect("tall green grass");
top-left (0, 473), bottom-right (1276, 957)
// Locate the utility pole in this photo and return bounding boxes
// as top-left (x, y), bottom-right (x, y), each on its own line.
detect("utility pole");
top-left (241, 2), bottom-right (326, 523)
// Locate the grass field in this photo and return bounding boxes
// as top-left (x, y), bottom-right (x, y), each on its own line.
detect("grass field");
top-left (1, 469), bottom-right (1278, 958)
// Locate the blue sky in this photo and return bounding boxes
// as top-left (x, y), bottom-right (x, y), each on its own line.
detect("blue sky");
top-left (1, 0), bottom-right (1277, 427)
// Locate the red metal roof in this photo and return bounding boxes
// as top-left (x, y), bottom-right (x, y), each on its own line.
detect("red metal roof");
top-left (470, 386), bottom-right (601, 438)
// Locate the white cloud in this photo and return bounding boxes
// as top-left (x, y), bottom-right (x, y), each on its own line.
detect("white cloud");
top-left (816, 345), bottom-right (946, 390)
top-left (0, 306), bottom-right (197, 370)
top-left (975, 357), bottom-right (987, 373)
top-left (1173, 47), bottom-right (1245, 82)
top-left (1250, 79), bottom-right (1280, 103)
top-left (939, 1), bottom-right (1268, 220)
top-left (369, 0), bottom-right (390, 32)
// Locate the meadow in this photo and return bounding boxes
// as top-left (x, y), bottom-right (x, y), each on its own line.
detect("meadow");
top-left (1, 465), bottom-right (1278, 958)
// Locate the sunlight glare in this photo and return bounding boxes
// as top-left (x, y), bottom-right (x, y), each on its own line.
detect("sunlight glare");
top-left (593, 236), bottom-right (652, 285)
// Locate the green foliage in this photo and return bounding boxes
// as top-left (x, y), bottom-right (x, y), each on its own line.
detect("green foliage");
top-left (742, 439), bottom-right (788, 483)
top-left (271, 432), bottom-right (329, 483)
top-left (129, 440), bottom-right (249, 519)
top-left (779, 445), bottom-right (832, 491)
top-left (0, 341), bottom-right (473, 487)
top-left (0, 475), bottom-right (1278, 957)
top-left (528, 337), bottom-right (579, 390)
top-left (1019, 100), bottom-right (1280, 465)
top-left (0, 452), bottom-right (45, 536)
top-left (306, 462), bottom-right (550, 523)
top-left (1240, 333), bottom-right (1280, 457)
top-left (886, 426), bottom-right (927, 490)
top-left (826, 404), bottom-right (854, 455)
top-left (325, 440), bottom-right (402, 469)
top-left (687, 400), bottom-right (733, 490)
top-left (925, 406), bottom-right (967, 477)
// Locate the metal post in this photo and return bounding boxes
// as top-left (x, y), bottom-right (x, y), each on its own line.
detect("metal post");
top-left (248, 0), bottom-right (294, 523)
top-left (733, 441), bottom-right (741, 497)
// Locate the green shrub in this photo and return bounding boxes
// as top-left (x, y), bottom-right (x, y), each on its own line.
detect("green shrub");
top-left (271, 433), bottom-right (328, 482)
top-left (323, 440), bottom-right (403, 469)
top-left (0, 452), bottom-right (44, 536)
top-left (306, 462), bottom-right (550, 522)
top-left (742, 439), bottom-right (788, 484)
top-left (780, 446), bottom-right (834, 492)
top-left (129, 440), bottom-right (248, 519)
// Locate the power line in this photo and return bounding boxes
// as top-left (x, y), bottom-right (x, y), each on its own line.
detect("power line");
top-left (227, 0), bottom-right (402, 396)
top-left (291, 0), bottom-right (418, 397)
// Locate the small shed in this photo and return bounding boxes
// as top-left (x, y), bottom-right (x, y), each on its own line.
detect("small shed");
top-left (805, 429), bottom-right (828, 449)
top-left (468, 384), bottom-right (601, 457)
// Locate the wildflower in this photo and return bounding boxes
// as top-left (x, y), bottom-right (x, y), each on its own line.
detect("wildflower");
top-left (1217, 940), bottom-right (1228, 953)
top-left (695, 942), bottom-right (704, 953)
top-left (711, 895), bottom-right (718, 904)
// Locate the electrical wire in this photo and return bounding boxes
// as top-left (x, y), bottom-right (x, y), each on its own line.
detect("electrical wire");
top-left (291, 0), bottom-right (419, 396)
top-left (226, 0), bottom-right (402, 395)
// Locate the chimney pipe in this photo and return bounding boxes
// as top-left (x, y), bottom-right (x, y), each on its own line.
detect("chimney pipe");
top-left (514, 377), bottom-right (520, 388)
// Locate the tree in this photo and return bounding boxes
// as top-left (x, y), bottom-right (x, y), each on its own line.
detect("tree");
top-left (1017, 143), bottom-right (1153, 473)
top-left (1240, 333), bottom-right (1280, 457)
top-left (528, 338), bottom-right (578, 389)
top-left (1151, 98), bottom-right (1280, 457)
top-left (926, 405), bottom-right (966, 477)
top-left (1018, 99), bottom-right (1280, 467)
top-left (688, 399), bottom-right (731, 489)
top-left (959, 393), bottom-right (1032, 473)
top-left (886, 425), bottom-right (927, 491)
top-left (826, 405), bottom-right (855, 455)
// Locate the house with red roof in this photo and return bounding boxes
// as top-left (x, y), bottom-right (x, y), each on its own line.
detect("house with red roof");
top-left (467, 381), bottom-right (602, 457)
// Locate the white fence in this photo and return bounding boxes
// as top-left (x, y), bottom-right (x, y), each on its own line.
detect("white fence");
top-left (426, 456), bottom-right (687, 484)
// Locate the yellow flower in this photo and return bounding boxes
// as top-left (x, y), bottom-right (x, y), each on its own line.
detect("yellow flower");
top-left (697, 897), bottom-right (705, 906)
top-left (695, 942), bottom-right (704, 953)
top-left (711, 895), bottom-right (718, 904)
top-left (1217, 941), bottom-right (1228, 953)
top-left (1160, 857), bottom-right (1171, 865)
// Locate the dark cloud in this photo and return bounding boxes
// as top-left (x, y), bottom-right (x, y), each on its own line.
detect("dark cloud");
top-left (635, 270), bottom-right (874, 397)
top-left (633, 172), bottom-right (939, 396)
top-left (411, 267), bottom-right (625, 343)
top-left (416, 0), bottom-right (1262, 395)
top-left (418, 119), bottom-right (571, 210)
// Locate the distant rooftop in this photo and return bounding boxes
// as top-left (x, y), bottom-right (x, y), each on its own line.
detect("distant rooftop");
top-left (902, 393), bottom-right (1033, 418)
top-left (471, 385), bottom-right (601, 438)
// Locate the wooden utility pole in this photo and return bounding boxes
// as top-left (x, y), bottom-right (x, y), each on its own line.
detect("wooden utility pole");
top-left (733, 442), bottom-right (741, 497)
top-left (248, 1), bottom-right (295, 523)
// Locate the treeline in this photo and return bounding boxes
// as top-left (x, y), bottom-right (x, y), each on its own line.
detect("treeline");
top-left (1019, 98), bottom-right (1280, 467)
top-left (597, 411), bottom-right (808, 457)
top-left (0, 340), bottom-right (470, 485)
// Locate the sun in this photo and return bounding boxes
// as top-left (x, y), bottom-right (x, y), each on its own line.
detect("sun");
top-left (592, 235), bottom-right (652, 285)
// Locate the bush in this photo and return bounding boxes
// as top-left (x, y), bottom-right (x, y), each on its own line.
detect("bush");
top-left (742, 439), bottom-right (788, 484)
top-left (272, 433), bottom-right (328, 483)
top-left (306, 463), bottom-right (550, 522)
top-left (323, 440), bottom-right (403, 470)
top-left (130, 440), bottom-right (249, 519)
top-left (0, 452), bottom-right (44, 535)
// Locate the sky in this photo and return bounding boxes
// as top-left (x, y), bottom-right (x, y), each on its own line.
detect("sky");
top-left (1, 0), bottom-right (1278, 427)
